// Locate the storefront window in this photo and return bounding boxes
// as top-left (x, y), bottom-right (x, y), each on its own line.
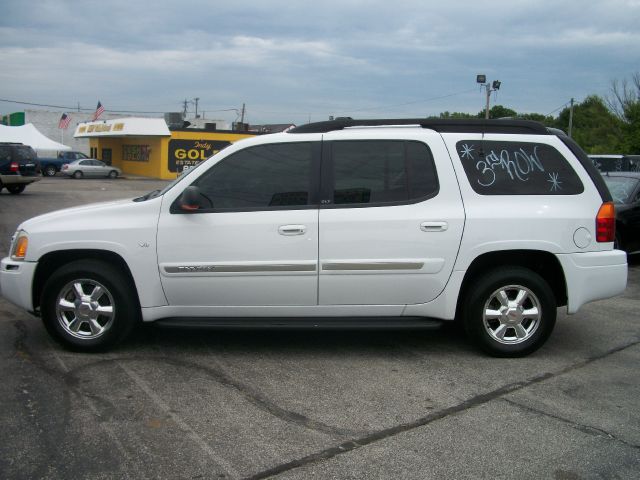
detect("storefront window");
top-left (123, 145), bottom-right (151, 162)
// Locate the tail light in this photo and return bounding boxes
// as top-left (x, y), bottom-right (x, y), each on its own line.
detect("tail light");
top-left (9, 161), bottom-right (19, 173)
top-left (596, 202), bottom-right (615, 243)
top-left (62, 164), bottom-right (68, 170)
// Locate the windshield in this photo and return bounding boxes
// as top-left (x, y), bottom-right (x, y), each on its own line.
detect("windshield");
top-left (603, 176), bottom-right (639, 204)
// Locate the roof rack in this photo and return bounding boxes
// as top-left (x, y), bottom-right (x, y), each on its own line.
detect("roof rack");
top-left (289, 118), bottom-right (550, 135)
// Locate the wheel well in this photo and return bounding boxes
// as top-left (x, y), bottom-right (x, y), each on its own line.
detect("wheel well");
top-left (32, 249), bottom-right (138, 312)
top-left (455, 250), bottom-right (567, 318)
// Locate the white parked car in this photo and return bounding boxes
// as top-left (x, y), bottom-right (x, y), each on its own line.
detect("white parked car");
top-left (0, 119), bottom-right (628, 356)
top-left (61, 159), bottom-right (121, 179)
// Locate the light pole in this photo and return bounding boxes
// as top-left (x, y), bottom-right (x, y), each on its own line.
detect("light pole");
top-left (476, 75), bottom-right (501, 119)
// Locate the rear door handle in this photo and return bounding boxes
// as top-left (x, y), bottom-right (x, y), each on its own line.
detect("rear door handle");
top-left (278, 225), bottom-right (307, 236)
top-left (420, 221), bottom-right (448, 232)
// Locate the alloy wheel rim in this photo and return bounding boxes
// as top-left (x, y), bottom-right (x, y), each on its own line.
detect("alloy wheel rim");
top-left (482, 285), bottom-right (541, 345)
top-left (55, 279), bottom-right (115, 339)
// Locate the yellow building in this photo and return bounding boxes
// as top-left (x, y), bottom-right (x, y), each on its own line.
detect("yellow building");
top-left (74, 118), bottom-right (258, 179)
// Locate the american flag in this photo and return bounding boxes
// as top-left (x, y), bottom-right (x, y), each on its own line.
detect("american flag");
top-left (93, 101), bottom-right (105, 121)
top-left (58, 113), bottom-right (72, 129)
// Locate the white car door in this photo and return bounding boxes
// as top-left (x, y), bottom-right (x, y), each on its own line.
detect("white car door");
top-left (156, 139), bottom-right (321, 308)
top-left (318, 130), bottom-right (465, 306)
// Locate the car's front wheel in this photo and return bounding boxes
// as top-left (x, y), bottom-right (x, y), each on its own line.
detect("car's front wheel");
top-left (108, 170), bottom-right (118, 179)
top-left (462, 267), bottom-right (556, 357)
top-left (44, 165), bottom-right (57, 176)
top-left (41, 260), bottom-right (139, 351)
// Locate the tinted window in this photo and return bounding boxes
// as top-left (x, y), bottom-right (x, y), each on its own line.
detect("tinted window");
top-left (456, 140), bottom-right (584, 195)
top-left (331, 140), bottom-right (438, 205)
top-left (603, 176), bottom-right (639, 204)
top-left (194, 142), bottom-right (313, 210)
top-left (0, 146), bottom-right (11, 161)
top-left (13, 146), bottom-right (36, 161)
top-left (80, 160), bottom-right (92, 166)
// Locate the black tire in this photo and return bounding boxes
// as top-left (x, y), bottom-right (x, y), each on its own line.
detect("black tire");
top-left (44, 165), bottom-right (57, 177)
top-left (7, 184), bottom-right (26, 194)
top-left (462, 267), bottom-right (556, 357)
top-left (41, 259), bottom-right (140, 352)
top-left (108, 170), bottom-right (118, 179)
top-left (73, 170), bottom-right (83, 179)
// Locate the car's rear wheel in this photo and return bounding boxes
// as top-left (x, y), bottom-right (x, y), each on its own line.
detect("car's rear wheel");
top-left (44, 165), bottom-right (57, 177)
top-left (7, 184), bottom-right (26, 194)
top-left (462, 267), bottom-right (556, 357)
top-left (73, 170), bottom-right (83, 179)
top-left (41, 260), bottom-right (139, 351)
top-left (108, 170), bottom-right (118, 179)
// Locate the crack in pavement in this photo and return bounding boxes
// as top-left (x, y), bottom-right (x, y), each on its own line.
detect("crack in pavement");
top-left (62, 355), bottom-right (364, 439)
top-left (502, 398), bottom-right (640, 450)
top-left (242, 338), bottom-right (640, 480)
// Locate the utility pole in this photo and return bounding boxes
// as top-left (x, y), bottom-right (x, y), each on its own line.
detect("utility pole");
top-left (77, 102), bottom-right (80, 112)
top-left (240, 103), bottom-right (246, 124)
top-left (194, 97), bottom-right (200, 118)
top-left (485, 84), bottom-right (491, 119)
top-left (476, 75), bottom-right (501, 119)
top-left (182, 99), bottom-right (189, 118)
top-left (568, 97), bottom-right (575, 138)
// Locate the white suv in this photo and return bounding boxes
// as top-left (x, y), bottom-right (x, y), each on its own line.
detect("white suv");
top-left (0, 119), bottom-right (628, 356)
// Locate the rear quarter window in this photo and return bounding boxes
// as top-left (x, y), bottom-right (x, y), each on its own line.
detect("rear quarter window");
top-left (13, 146), bottom-right (36, 161)
top-left (456, 140), bottom-right (584, 195)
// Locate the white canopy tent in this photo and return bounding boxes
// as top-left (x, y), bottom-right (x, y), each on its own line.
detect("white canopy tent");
top-left (0, 123), bottom-right (71, 151)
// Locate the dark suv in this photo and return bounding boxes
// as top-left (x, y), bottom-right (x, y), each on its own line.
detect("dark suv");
top-left (0, 143), bottom-right (41, 194)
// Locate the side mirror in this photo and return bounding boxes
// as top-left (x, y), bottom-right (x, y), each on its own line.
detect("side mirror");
top-left (179, 186), bottom-right (202, 212)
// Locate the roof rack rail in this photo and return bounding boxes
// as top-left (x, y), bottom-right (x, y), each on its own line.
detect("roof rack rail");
top-left (289, 118), bottom-right (550, 135)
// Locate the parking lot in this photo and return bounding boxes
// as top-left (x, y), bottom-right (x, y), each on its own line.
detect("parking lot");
top-left (1, 177), bottom-right (639, 479)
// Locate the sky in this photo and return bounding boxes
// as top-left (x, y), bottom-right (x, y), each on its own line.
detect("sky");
top-left (1, 0), bottom-right (639, 125)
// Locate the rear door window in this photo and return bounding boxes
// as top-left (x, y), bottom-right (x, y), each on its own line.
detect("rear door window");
top-left (456, 140), bottom-right (584, 195)
top-left (0, 146), bottom-right (11, 162)
top-left (328, 140), bottom-right (439, 205)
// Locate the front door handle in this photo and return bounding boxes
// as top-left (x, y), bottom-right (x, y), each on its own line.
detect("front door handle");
top-left (420, 221), bottom-right (448, 232)
top-left (278, 225), bottom-right (307, 236)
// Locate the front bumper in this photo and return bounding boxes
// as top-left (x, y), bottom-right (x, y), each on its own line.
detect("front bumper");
top-left (0, 257), bottom-right (37, 312)
top-left (556, 250), bottom-right (628, 314)
top-left (0, 174), bottom-right (41, 186)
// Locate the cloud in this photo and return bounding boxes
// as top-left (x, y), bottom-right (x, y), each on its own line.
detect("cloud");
top-left (1, 0), bottom-right (640, 124)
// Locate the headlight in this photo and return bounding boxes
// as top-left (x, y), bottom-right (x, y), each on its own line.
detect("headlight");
top-left (10, 230), bottom-right (28, 261)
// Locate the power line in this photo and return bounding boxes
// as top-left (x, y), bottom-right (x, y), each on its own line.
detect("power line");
top-left (545, 100), bottom-right (572, 117)
top-left (338, 88), bottom-right (479, 114)
top-left (0, 97), bottom-right (242, 115)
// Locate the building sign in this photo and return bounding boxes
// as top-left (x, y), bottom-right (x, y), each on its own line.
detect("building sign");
top-left (168, 139), bottom-right (230, 173)
top-left (77, 123), bottom-right (125, 134)
top-left (123, 145), bottom-right (151, 162)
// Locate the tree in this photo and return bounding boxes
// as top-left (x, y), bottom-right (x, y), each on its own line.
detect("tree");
top-left (607, 73), bottom-right (640, 153)
top-left (432, 111), bottom-right (475, 119)
top-left (556, 95), bottom-right (623, 153)
top-left (518, 112), bottom-right (556, 127)
top-left (477, 105), bottom-right (517, 119)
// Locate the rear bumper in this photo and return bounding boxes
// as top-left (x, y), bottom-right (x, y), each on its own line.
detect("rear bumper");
top-left (0, 257), bottom-right (37, 312)
top-left (0, 174), bottom-right (41, 185)
top-left (556, 250), bottom-right (628, 314)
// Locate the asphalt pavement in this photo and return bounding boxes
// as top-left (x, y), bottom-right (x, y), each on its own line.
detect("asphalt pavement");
top-left (1, 177), bottom-right (639, 479)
